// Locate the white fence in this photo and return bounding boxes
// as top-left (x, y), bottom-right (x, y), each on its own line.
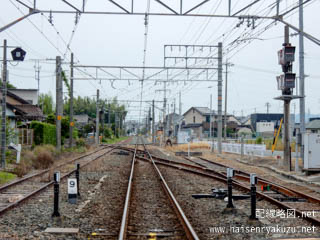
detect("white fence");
top-left (211, 142), bottom-right (267, 157)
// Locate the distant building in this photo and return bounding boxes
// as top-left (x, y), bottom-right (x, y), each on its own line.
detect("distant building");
top-left (74, 114), bottom-right (89, 126)
top-left (182, 107), bottom-right (238, 138)
top-left (250, 113), bottom-right (283, 132)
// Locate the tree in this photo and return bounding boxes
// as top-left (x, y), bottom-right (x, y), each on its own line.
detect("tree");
top-left (1, 80), bottom-right (16, 89)
top-left (39, 93), bottom-right (54, 115)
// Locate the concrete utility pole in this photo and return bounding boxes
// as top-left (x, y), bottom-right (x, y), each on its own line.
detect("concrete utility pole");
top-left (101, 101), bottom-right (105, 137)
top-left (210, 94), bottom-right (214, 152)
top-left (299, 0), bottom-right (305, 166)
top-left (265, 102), bottom-right (271, 114)
top-left (34, 60), bottom-right (41, 105)
top-left (163, 81), bottom-right (167, 140)
top-left (217, 42), bottom-right (223, 154)
top-left (152, 100), bottom-right (155, 144)
top-left (209, 94), bottom-right (212, 140)
top-left (108, 103), bottom-right (111, 128)
top-left (283, 26), bottom-right (291, 171)
top-left (56, 56), bottom-right (63, 151)
top-left (95, 89), bottom-right (100, 144)
top-left (1, 39), bottom-right (7, 169)
top-left (69, 53), bottom-right (74, 148)
top-left (148, 107), bottom-right (151, 135)
top-left (179, 91), bottom-right (182, 116)
top-left (224, 61), bottom-right (228, 140)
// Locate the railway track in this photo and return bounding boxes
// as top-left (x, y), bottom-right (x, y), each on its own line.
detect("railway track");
top-left (118, 140), bottom-right (199, 240)
top-left (0, 146), bottom-right (117, 216)
top-left (116, 144), bottom-right (320, 227)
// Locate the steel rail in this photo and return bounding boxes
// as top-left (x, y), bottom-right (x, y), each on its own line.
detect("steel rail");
top-left (118, 145), bottom-right (136, 240)
top-left (0, 147), bottom-right (117, 217)
top-left (197, 156), bottom-right (320, 204)
top-left (142, 143), bottom-right (200, 240)
top-left (0, 146), bottom-right (110, 193)
top-left (136, 154), bottom-right (320, 227)
top-left (118, 146), bottom-right (320, 227)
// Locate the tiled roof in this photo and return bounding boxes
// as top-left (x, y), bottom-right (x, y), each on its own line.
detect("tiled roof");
top-left (13, 105), bottom-right (44, 118)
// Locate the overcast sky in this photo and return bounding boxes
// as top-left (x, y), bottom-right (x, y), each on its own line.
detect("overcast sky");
top-left (1, 0), bottom-right (320, 122)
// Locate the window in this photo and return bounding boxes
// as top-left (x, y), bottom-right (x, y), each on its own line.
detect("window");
top-left (193, 116), bottom-right (196, 123)
top-left (193, 109), bottom-right (195, 113)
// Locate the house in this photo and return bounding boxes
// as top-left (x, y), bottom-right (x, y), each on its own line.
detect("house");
top-left (164, 113), bottom-right (183, 137)
top-left (74, 114), bottom-right (89, 127)
top-left (306, 120), bottom-right (320, 133)
top-left (8, 89), bottom-right (38, 105)
top-left (182, 107), bottom-right (238, 138)
top-left (0, 90), bottom-right (44, 128)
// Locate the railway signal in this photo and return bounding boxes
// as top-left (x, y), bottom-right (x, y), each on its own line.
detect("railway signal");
top-left (275, 26), bottom-right (299, 171)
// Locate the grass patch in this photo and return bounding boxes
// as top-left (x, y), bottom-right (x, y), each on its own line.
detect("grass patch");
top-left (168, 142), bottom-right (210, 152)
top-left (0, 171), bottom-right (17, 185)
top-left (103, 136), bottom-right (128, 144)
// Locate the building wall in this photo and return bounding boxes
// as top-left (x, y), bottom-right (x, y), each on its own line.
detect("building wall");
top-left (9, 90), bottom-right (38, 105)
top-left (184, 109), bottom-right (205, 125)
top-left (256, 122), bottom-right (274, 133)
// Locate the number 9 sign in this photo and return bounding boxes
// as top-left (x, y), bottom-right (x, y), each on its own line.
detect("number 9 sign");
top-left (68, 178), bottom-right (77, 195)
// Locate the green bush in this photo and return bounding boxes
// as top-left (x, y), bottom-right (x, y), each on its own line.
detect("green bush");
top-left (76, 138), bottom-right (86, 147)
top-left (31, 121), bottom-right (56, 145)
top-left (256, 136), bottom-right (263, 144)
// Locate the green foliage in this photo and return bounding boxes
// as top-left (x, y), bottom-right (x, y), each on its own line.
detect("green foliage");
top-left (256, 136), bottom-right (263, 144)
top-left (103, 127), bottom-right (113, 139)
top-left (76, 138), bottom-right (86, 147)
top-left (62, 71), bottom-right (71, 97)
top-left (0, 171), bottom-right (16, 184)
top-left (39, 93), bottom-right (54, 115)
top-left (46, 114), bottom-right (55, 124)
top-left (30, 121), bottom-right (56, 145)
top-left (1, 81), bottom-right (16, 89)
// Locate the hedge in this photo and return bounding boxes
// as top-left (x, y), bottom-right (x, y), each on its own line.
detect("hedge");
top-left (31, 121), bottom-right (56, 145)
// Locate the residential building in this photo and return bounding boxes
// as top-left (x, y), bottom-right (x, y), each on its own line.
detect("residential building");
top-left (0, 90), bottom-right (44, 128)
top-left (182, 107), bottom-right (238, 138)
top-left (8, 89), bottom-right (38, 105)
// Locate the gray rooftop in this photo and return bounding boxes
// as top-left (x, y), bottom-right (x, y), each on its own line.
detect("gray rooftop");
top-left (306, 120), bottom-right (320, 129)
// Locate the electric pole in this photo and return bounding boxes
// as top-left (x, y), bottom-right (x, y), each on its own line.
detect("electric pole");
top-left (95, 89), bottom-right (100, 144)
top-left (34, 60), bottom-right (41, 105)
top-left (1, 39), bottom-right (7, 168)
top-left (217, 42), bottom-right (223, 154)
top-left (265, 102), bottom-right (271, 114)
top-left (152, 100), bottom-right (155, 144)
top-left (179, 91), bottom-right (182, 116)
top-left (69, 53), bottom-right (74, 148)
top-left (210, 94), bottom-right (213, 152)
top-left (56, 56), bottom-right (63, 151)
top-left (299, 0), bottom-right (305, 166)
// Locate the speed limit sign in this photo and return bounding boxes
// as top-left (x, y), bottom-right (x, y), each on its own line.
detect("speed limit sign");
top-left (68, 178), bottom-right (77, 204)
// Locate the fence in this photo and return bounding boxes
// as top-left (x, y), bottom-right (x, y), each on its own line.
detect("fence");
top-left (211, 141), bottom-right (267, 157)
top-left (8, 129), bottom-right (34, 146)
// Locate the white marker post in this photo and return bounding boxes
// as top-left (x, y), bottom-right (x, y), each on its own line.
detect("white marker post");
top-left (187, 137), bottom-right (191, 157)
top-left (68, 178), bottom-right (77, 204)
